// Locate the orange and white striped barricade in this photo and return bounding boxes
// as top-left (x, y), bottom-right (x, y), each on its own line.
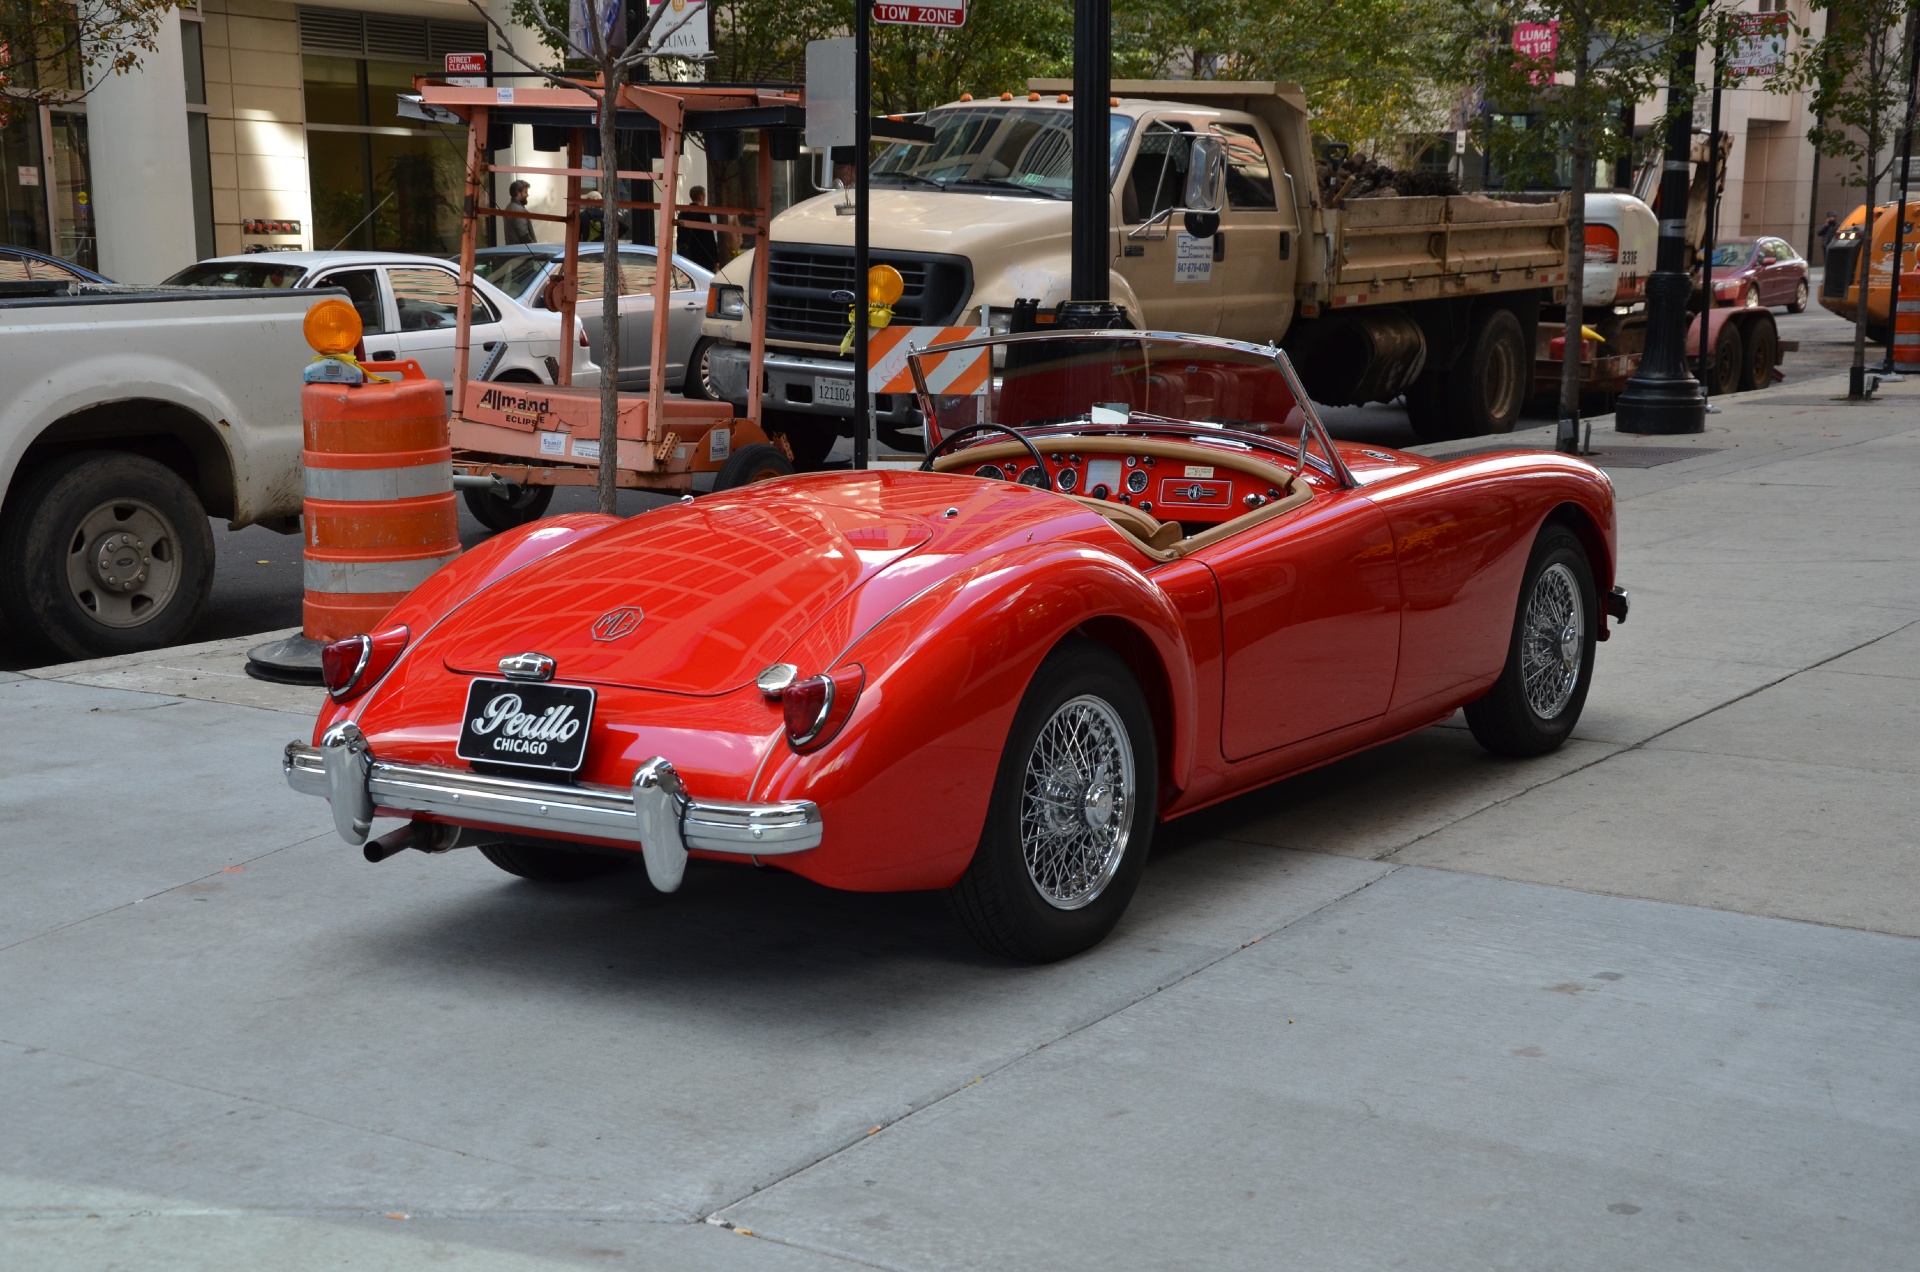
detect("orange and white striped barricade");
top-left (1895, 270), bottom-right (1920, 371)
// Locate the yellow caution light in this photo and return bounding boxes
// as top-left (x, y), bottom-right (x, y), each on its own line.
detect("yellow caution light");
top-left (304, 297), bottom-right (362, 355)
top-left (868, 263), bottom-right (905, 307)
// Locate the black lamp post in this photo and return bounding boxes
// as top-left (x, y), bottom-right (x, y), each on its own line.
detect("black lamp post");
top-left (1059, 0), bottom-right (1122, 327)
top-left (1615, 0), bottom-right (1707, 434)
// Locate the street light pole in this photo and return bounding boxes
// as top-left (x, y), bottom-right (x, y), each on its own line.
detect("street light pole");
top-left (852, 0), bottom-right (871, 470)
top-left (1615, 0), bottom-right (1707, 434)
top-left (1070, 0), bottom-right (1111, 306)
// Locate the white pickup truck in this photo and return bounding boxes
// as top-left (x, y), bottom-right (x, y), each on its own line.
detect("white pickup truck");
top-left (0, 286), bottom-right (317, 660)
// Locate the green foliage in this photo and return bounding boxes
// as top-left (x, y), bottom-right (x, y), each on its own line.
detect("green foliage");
top-left (1774, 0), bottom-right (1915, 186)
top-left (0, 0), bottom-right (177, 104)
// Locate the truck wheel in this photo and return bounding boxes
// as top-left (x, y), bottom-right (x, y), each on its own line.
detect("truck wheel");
top-left (1403, 370), bottom-right (1454, 443)
top-left (1739, 319), bottom-right (1777, 392)
top-left (764, 411), bottom-right (836, 469)
top-left (1448, 308), bottom-right (1527, 436)
top-left (1705, 321), bottom-right (1743, 397)
top-left (462, 482), bottom-right (553, 532)
top-left (712, 443), bottom-right (795, 491)
top-left (0, 452), bottom-right (214, 660)
top-left (682, 337), bottom-right (721, 401)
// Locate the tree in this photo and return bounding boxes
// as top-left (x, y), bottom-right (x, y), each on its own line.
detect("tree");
top-left (1445, 0), bottom-right (1709, 451)
top-left (1775, 0), bottom-right (1918, 396)
top-left (0, 0), bottom-right (180, 108)
top-left (471, 0), bottom-right (703, 515)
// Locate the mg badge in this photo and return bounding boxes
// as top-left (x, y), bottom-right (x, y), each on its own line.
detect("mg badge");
top-left (591, 606), bottom-right (643, 641)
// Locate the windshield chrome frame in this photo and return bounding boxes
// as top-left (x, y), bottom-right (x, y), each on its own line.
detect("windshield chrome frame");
top-left (906, 328), bottom-right (1355, 490)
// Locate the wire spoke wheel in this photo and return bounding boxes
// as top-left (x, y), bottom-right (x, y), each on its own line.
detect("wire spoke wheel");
top-left (1519, 562), bottom-right (1583, 720)
top-left (1019, 694), bottom-right (1134, 910)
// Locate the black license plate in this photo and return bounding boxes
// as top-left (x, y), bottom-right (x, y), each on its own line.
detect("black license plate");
top-left (456, 678), bottom-right (595, 773)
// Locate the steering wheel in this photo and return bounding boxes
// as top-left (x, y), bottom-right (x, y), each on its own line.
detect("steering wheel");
top-left (920, 421), bottom-right (1053, 492)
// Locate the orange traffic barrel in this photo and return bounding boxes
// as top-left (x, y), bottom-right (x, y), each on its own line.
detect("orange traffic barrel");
top-left (1895, 270), bottom-right (1920, 370)
top-left (300, 359), bottom-right (460, 640)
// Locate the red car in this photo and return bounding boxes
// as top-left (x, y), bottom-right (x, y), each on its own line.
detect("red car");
top-left (1706, 236), bottom-right (1810, 313)
top-left (284, 332), bottom-right (1626, 961)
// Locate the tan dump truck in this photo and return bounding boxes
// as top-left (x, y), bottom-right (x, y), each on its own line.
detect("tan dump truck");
top-left (700, 79), bottom-right (1569, 454)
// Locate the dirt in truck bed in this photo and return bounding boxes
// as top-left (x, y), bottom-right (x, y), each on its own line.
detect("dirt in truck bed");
top-left (1318, 154), bottom-right (1464, 205)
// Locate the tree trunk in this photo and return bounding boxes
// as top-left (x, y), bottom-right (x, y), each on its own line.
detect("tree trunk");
top-left (597, 69), bottom-right (624, 515)
top-left (1558, 41), bottom-right (1589, 454)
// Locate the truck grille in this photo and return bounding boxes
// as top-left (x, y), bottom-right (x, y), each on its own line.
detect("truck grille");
top-left (765, 247), bottom-right (973, 345)
top-left (1822, 243), bottom-right (1858, 298)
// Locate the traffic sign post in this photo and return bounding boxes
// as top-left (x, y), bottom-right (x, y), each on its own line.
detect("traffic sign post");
top-left (445, 52), bottom-right (489, 87)
top-left (872, 2), bottom-right (966, 26)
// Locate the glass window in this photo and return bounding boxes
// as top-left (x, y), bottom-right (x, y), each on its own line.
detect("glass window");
top-left (167, 260), bottom-right (312, 289)
top-left (0, 250), bottom-right (83, 283)
top-left (389, 266), bottom-right (494, 329)
top-left (313, 268), bottom-right (387, 333)
top-left (870, 106), bottom-right (1134, 200)
top-left (1215, 124), bottom-right (1278, 211)
top-left (0, 111), bottom-right (51, 254)
top-left (49, 112), bottom-right (93, 271)
top-left (1710, 241), bottom-right (1754, 267)
top-left (369, 132), bottom-right (463, 253)
top-left (187, 114), bottom-right (214, 260)
top-left (364, 60), bottom-right (439, 129)
top-left (1123, 123), bottom-right (1193, 224)
top-left (304, 55), bottom-right (366, 127)
top-left (181, 20), bottom-right (207, 105)
top-left (471, 252), bottom-right (554, 303)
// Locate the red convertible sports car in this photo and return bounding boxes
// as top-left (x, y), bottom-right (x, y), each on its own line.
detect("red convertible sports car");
top-left (284, 331), bottom-right (1626, 961)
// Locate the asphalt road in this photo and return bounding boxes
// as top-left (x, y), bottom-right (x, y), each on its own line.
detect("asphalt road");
top-left (0, 293), bottom-right (1873, 672)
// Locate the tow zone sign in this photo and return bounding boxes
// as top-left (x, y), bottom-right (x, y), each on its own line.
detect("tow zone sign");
top-left (873, 2), bottom-right (966, 28)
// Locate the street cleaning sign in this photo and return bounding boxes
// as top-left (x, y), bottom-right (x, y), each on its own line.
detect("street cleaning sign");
top-left (873, 1), bottom-right (967, 29)
top-left (1725, 12), bottom-right (1788, 78)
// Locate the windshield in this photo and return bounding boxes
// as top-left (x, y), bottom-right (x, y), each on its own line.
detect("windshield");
top-left (165, 261), bottom-right (309, 288)
top-left (471, 251), bottom-right (554, 302)
top-left (914, 334), bottom-right (1338, 474)
top-left (871, 107), bottom-right (1134, 199)
top-left (1710, 242), bottom-right (1754, 267)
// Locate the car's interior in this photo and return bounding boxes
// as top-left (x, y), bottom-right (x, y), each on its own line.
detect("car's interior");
top-left (920, 334), bottom-right (1342, 560)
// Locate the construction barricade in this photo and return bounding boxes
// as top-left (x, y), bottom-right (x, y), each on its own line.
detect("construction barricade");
top-left (1896, 271), bottom-right (1920, 371)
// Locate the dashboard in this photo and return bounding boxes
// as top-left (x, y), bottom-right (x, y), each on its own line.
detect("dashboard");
top-left (969, 448), bottom-right (1297, 527)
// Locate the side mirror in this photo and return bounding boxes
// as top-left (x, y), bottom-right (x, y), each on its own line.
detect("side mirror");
top-left (1184, 134), bottom-right (1227, 214)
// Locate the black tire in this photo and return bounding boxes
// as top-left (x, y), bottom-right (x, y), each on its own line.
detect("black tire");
top-left (682, 337), bottom-right (721, 401)
top-left (1739, 319), bottom-right (1777, 392)
top-left (712, 442), bottom-right (795, 491)
top-left (480, 839), bottom-right (632, 882)
top-left (1447, 307), bottom-right (1528, 436)
top-left (949, 641), bottom-right (1158, 962)
top-left (0, 452), bottom-right (214, 660)
top-left (764, 411), bottom-right (837, 469)
top-left (463, 482), bottom-right (554, 532)
top-left (1465, 523), bottom-right (1597, 759)
top-left (1786, 279), bottom-right (1808, 314)
top-left (1403, 370), bottom-right (1454, 443)
top-left (1705, 321), bottom-right (1743, 396)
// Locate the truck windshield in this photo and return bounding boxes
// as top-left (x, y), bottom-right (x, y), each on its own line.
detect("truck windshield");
top-left (871, 107), bottom-right (1133, 199)
top-left (164, 261), bottom-right (309, 289)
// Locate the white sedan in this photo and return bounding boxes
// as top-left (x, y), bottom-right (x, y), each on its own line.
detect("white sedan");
top-left (163, 252), bottom-right (598, 389)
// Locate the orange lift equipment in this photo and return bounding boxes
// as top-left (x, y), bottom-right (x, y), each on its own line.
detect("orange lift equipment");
top-left (410, 77), bottom-right (801, 496)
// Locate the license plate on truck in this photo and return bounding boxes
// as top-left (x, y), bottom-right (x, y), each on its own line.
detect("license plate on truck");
top-left (814, 376), bottom-right (854, 408)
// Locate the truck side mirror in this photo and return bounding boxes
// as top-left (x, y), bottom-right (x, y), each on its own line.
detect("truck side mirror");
top-left (1184, 135), bottom-right (1227, 215)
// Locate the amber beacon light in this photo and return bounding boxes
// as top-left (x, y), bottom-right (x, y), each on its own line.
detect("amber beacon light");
top-left (304, 297), bottom-right (363, 355)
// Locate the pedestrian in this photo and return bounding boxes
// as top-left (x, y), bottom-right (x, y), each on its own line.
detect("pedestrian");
top-left (679, 184), bottom-right (719, 271)
top-left (1818, 211), bottom-right (1839, 256)
top-left (505, 180), bottom-right (536, 246)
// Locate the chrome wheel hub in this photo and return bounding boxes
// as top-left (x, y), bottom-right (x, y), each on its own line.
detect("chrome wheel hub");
top-left (1521, 562), bottom-right (1583, 720)
top-left (1021, 695), bottom-right (1134, 910)
top-left (64, 499), bottom-right (181, 628)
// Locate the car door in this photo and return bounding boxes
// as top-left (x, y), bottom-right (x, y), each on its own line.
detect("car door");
top-left (1211, 122), bottom-right (1295, 344)
top-left (1116, 118), bottom-right (1226, 334)
top-left (1762, 240), bottom-right (1794, 304)
top-left (386, 265), bottom-right (504, 387)
top-left (658, 257), bottom-right (705, 384)
top-left (574, 252), bottom-right (653, 390)
top-left (309, 267), bottom-right (392, 356)
top-left (1191, 485), bottom-right (1402, 760)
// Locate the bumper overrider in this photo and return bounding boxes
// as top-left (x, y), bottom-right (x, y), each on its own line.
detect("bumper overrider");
top-left (283, 723), bottom-right (822, 892)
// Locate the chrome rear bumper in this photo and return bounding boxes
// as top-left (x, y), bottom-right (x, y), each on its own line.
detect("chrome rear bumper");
top-left (283, 723), bottom-right (821, 893)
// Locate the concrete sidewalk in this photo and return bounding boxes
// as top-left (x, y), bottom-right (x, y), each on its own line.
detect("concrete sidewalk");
top-left (2, 371), bottom-right (1915, 1270)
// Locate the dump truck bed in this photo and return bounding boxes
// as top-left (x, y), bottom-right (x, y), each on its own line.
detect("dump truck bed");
top-left (1316, 194), bottom-right (1568, 311)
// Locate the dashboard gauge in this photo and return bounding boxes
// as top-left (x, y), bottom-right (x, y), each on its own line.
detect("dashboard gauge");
top-left (1017, 465), bottom-right (1047, 488)
top-left (1089, 484), bottom-right (1110, 500)
top-left (974, 463), bottom-right (1005, 480)
top-left (1055, 466), bottom-right (1079, 492)
top-left (1126, 468), bottom-right (1150, 494)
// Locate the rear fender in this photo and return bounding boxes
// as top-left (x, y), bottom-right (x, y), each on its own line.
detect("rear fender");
top-left (754, 543), bottom-right (1198, 892)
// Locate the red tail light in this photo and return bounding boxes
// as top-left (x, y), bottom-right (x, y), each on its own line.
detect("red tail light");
top-left (577, 321), bottom-right (590, 347)
top-left (321, 624), bottom-right (411, 702)
top-left (783, 664), bottom-right (865, 751)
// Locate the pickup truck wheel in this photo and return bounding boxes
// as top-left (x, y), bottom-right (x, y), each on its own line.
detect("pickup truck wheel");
top-left (712, 443), bottom-right (795, 490)
top-left (1448, 308), bottom-right (1527, 435)
top-left (463, 483), bottom-right (553, 532)
top-left (0, 452), bottom-right (214, 660)
top-left (949, 641), bottom-right (1157, 963)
